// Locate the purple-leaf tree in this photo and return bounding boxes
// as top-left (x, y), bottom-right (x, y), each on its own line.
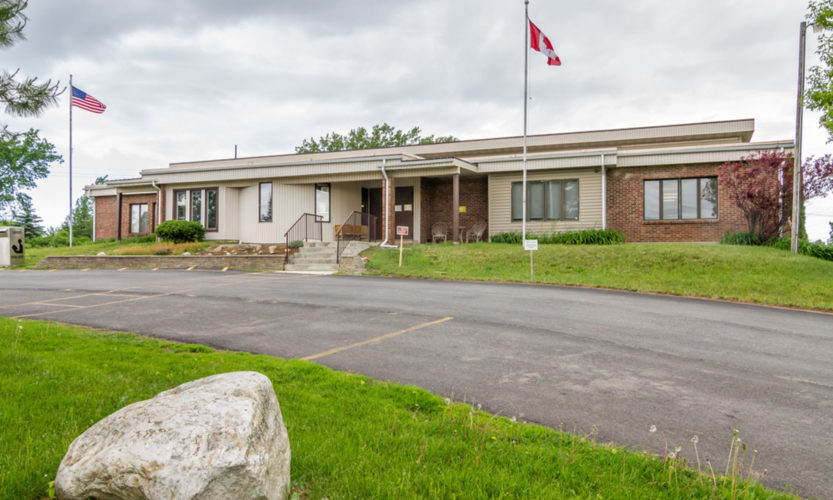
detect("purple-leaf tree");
top-left (719, 151), bottom-right (833, 241)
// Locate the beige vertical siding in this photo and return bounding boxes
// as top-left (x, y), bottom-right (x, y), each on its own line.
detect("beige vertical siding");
top-left (487, 168), bottom-right (603, 237)
top-left (237, 183), bottom-right (314, 243)
top-left (321, 182), bottom-right (363, 242)
top-left (216, 187), bottom-right (239, 241)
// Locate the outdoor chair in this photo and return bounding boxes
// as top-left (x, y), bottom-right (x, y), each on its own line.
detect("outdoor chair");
top-left (431, 222), bottom-right (448, 243)
top-left (465, 220), bottom-right (487, 243)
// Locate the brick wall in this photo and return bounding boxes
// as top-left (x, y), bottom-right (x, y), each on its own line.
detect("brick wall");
top-left (420, 176), bottom-right (488, 242)
top-left (382, 177), bottom-right (396, 243)
top-left (94, 196), bottom-right (117, 240)
top-left (119, 194), bottom-right (159, 240)
top-left (606, 163), bottom-right (747, 242)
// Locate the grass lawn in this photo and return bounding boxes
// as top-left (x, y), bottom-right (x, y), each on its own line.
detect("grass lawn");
top-left (0, 318), bottom-right (791, 499)
top-left (21, 239), bottom-right (213, 267)
top-left (362, 243), bottom-right (833, 311)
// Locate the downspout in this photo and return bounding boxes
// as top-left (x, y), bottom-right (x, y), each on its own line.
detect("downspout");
top-left (379, 159), bottom-right (396, 248)
top-left (90, 189), bottom-right (95, 242)
top-left (151, 180), bottom-right (162, 239)
top-left (601, 153), bottom-right (607, 230)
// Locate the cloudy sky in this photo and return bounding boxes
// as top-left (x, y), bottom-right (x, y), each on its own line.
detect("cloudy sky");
top-left (4, 0), bottom-right (832, 240)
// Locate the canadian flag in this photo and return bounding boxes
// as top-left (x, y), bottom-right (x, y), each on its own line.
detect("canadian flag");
top-left (529, 19), bottom-right (561, 66)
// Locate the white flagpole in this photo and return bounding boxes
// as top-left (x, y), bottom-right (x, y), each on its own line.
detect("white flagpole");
top-left (522, 0), bottom-right (529, 245)
top-left (69, 74), bottom-right (73, 248)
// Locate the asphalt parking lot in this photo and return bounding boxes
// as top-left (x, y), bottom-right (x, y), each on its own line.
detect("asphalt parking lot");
top-left (2, 268), bottom-right (832, 498)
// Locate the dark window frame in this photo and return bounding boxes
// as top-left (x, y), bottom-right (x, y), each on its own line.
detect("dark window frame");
top-left (190, 189), bottom-right (203, 225)
top-left (259, 182), bottom-right (273, 223)
top-left (511, 179), bottom-right (580, 222)
top-left (174, 189), bottom-right (188, 220)
top-left (314, 183), bottom-right (331, 223)
top-left (129, 203), bottom-right (149, 235)
top-left (205, 187), bottom-right (219, 232)
top-left (643, 176), bottom-right (718, 221)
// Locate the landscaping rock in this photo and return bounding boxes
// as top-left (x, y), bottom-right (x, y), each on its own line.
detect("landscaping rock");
top-left (268, 245), bottom-right (277, 254)
top-left (182, 251), bottom-right (191, 256)
top-left (96, 252), bottom-right (106, 256)
top-left (54, 371), bottom-right (290, 500)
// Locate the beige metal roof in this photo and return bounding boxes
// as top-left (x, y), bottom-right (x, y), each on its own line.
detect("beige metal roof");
top-left (162, 119), bottom-right (756, 171)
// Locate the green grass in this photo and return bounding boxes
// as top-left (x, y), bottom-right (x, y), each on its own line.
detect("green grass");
top-left (363, 243), bottom-right (833, 311)
top-left (21, 239), bottom-right (213, 267)
top-left (0, 318), bottom-right (792, 499)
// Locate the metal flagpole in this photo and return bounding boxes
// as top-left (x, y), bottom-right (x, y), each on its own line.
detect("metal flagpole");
top-left (522, 0), bottom-right (529, 245)
top-left (69, 74), bottom-right (73, 248)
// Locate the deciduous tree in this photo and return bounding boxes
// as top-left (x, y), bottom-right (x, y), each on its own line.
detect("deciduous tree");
top-left (719, 151), bottom-right (833, 241)
top-left (296, 123), bottom-right (456, 153)
top-left (0, 128), bottom-right (61, 214)
top-left (807, 1), bottom-right (833, 140)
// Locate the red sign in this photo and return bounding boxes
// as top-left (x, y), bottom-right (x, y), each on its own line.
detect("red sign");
top-left (396, 226), bottom-right (409, 236)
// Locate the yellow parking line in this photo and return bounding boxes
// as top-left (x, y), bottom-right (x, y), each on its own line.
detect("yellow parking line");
top-left (187, 266), bottom-right (196, 271)
top-left (301, 316), bottom-right (454, 361)
top-left (117, 267), bottom-right (128, 271)
top-left (221, 266), bottom-right (229, 272)
top-left (0, 287), bottom-right (143, 310)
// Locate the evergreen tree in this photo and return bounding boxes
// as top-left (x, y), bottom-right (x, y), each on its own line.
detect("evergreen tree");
top-left (11, 192), bottom-right (43, 237)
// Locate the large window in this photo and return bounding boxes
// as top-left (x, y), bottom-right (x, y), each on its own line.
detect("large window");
top-left (190, 190), bottom-right (202, 224)
top-left (175, 190), bottom-right (187, 220)
top-left (174, 188), bottom-right (218, 230)
top-left (644, 177), bottom-right (717, 220)
top-left (259, 182), bottom-right (272, 222)
top-left (315, 183), bottom-right (330, 222)
top-left (130, 204), bottom-right (148, 234)
top-left (511, 179), bottom-right (579, 221)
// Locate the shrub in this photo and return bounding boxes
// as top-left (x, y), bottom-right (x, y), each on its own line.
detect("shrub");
top-left (288, 240), bottom-right (304, 249)
top-left (490, 229), bottom-right (624, 245)
top-left (155, 220), bottom-right (205, 243)
top-left (544, 229), bottom-right (625, 245)
top-left (720, 231), bottom-right (766, 246)
top-left (769, 236), bottom-right (833, 262)
top-left (802, 241), bottom-right (833, 262)
top-left (490, 232), bottom-right (522, 244)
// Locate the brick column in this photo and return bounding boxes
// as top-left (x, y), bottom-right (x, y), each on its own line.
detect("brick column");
top-left (115, 192), bottom-right (122, 242)
top-left (159, 184), bottom-right (166, 223)
top-left (382, 175), bottom-right (396, 242)
top-left (452, 173), bottom-right (460, 242)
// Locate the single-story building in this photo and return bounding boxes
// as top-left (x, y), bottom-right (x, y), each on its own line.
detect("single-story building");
top-left (86, 119), bottom-right (793, 246)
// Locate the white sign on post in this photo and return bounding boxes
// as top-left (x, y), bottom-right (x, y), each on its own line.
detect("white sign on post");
top-left (523, 239), bottom-right (538, 251)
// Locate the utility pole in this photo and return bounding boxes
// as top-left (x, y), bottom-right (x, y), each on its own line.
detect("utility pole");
top-left (791, 21), bottom-right (807, 254)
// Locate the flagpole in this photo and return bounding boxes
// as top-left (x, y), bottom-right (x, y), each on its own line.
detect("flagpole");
top-left (69, 74), bottom-right (73, 248)
top-left (522, 0), bottom-right (529, 245)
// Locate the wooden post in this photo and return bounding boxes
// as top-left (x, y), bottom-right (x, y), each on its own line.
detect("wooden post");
top-left (398, 233), bottom-right (404, 267)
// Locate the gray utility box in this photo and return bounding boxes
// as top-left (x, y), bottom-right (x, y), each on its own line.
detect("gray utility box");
top-left (0, 226), bottom-right (25, 267)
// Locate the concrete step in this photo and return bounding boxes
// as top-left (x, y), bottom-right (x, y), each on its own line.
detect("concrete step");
top-left (290, 256), bottom-right (337, 264)
top-left (284, 263), bottom-right (339, 273)
top-left (296, 247), bottom-right (337, 255)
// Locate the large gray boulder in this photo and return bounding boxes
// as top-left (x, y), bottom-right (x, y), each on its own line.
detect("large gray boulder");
top-left (55, 371), bottom-right (290, 500)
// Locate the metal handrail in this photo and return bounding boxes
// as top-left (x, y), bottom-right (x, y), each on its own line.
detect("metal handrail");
top-left (284, 213), bottom-right (323, 251)
top-left (335, 211), bottom-right (377, 263)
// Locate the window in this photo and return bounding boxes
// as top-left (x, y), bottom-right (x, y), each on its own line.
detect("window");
top-left (315, 183), bottom-right (330, 222)
top-left (175, 190), bottom-right (187, 220)
top-left (644, 177), bottom-right (718, 220)
top-left (511, 179), bottom-right (579, 221)
top-left (130, 204), bottom-right (148, 234)
top-left (206, 188), bottom-right (218, 231)
top-left (190, 190), bottom-right (202, 224)
top-left (259, 182), bottom-right (272, 222)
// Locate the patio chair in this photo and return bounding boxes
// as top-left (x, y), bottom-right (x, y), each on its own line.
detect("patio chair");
top-left (465, 220), bottom-right (487, 243)
top-left (431, 222), bottom-right (448, 243)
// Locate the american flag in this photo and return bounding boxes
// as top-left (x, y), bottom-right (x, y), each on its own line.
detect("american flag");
top-left (71, 86), bottom-right (106, 114)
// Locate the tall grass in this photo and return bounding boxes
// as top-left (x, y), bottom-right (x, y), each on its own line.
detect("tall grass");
top-left (490, 229), bottom-right (625, 245)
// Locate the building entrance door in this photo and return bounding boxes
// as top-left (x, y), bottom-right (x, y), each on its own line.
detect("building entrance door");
top-left (395, 187), bottom-right (414, 239)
